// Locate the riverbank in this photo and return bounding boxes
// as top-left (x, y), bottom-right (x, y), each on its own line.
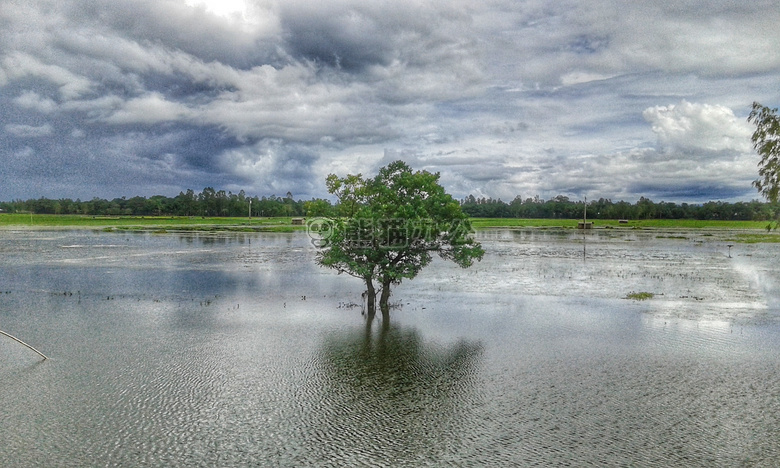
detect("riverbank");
top-left (0, 214), bottom-right (301, 232)
top-left (468, 217), bottom-right (774, 230)
top-left (2, 214), bottom-right (779, 242)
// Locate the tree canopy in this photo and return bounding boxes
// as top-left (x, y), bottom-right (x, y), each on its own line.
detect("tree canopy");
top-left (314, 160), bottom-right (484, 322)
top-left (0, 188), bottom-right (332, 218)
top-left (749, 101), bottom-right (780, 203)
top-left (457, 196), bottom-right (775, 221)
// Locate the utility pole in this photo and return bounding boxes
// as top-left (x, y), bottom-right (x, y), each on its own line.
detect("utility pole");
top-left (584, 196), bottom-right (587, 222)
top-left (248, 199), bottom-right (252, 224)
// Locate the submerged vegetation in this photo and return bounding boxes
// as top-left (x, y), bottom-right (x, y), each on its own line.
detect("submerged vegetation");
top-left (625, 292), bottom-right (655, 301)
top-left (730, 233), bottom-right (780, 244)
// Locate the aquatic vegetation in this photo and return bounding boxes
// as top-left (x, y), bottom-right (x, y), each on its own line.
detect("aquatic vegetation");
top-left (730, 233), bottom-right (780, 244)
top-left (625, 291), bottom-right (654, 300)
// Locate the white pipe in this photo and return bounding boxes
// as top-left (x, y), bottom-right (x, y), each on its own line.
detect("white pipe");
top-left (0, 329), bottom-right (48, 360)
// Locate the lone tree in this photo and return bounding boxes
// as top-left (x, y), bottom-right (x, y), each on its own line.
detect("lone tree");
top-left (314, 160), bottom-right (484, 322)
top-left (748, 102), bottom-right (780, 203)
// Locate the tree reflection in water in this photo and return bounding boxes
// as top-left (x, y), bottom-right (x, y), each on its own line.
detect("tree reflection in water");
top-left (297, 319), bottom-right (484, 465)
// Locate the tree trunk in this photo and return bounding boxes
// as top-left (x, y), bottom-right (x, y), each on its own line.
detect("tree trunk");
top-left (364, 278), bottom-right (376, 322)
top-left (379, 277), bottom-right (392, 323)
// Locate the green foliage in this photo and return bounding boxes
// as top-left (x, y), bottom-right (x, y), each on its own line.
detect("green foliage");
top-left (304, 199), bottom-right (335, 217)
top-left (326, 173), bottom-right (367, 217)
top-left (316, 161), bottom-right (484, 314)
top-left (0, 188), bottom-right (335, 219)
top-left (625, 292), bottom-right (654, 301)
top-left (460, 196), bottom-right (778, 221)
top-left (749, 102), bottom-right (780, 203)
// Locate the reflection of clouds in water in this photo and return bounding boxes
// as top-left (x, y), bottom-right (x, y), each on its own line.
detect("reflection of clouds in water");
top-left (646, 316), bottom-right (732, 334)
top-left (732, 256), bottom-right (780, 312)
top-left (297, 324), bottom-right (483, 466)
top-left (430, 229), bottom-right (780, 323)
top-left (5, 229), bottom-right (780, 324)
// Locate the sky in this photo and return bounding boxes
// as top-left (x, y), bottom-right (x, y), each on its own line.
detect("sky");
top-left (1, 0), bottom-right (779, 203)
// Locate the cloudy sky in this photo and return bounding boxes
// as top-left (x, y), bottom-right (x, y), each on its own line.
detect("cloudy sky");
top-left (2, 0), bottom-right (779, 203)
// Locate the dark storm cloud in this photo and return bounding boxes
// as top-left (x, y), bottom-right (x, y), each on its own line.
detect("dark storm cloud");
top-left (280, 7), bottom-right (392, 72)
top-left (278, 1), bottom-right (477, 76)
top-left (628, 182), bottom-right (750, 203)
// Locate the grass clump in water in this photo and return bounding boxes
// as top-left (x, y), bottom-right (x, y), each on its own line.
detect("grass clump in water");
top-left (625, 291), bottom-right (654, 301)
top-left (730, 233), bottom-right (780, 244)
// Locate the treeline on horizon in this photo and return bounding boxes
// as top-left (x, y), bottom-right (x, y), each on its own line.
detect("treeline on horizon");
top-left (460, 194), bottom-right (777, 221)
top-left (1, 189), bottom-right (777, 221)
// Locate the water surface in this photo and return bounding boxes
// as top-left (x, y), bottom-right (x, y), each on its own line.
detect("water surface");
top-left (1, 229), bottom-right (778, 466)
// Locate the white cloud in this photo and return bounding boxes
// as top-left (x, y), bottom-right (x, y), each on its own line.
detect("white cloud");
top-left (197, 63), bottom-right (402, 144)
top-left (643, 101), bottom-right (753, 154)
top-left (560, 72), bottom-right (615, 87)
top-left (617, 3), bottom-right (780, 77)
top-left (62, 95), bottom-right (126, 116)
top-left (485, 0), bottom-right (780, 89)
top-left (5, 123), bottom-right (54, 138)
top-left (13, 91), bottom-right (59, 113)
top-left (54, 30), bottom-right (245, 89)
top-left (219, 139), bottom-right (319, 194)
top-left (185, 0), bottom-right (247, 18)
top-left (105, 93), bottom-right (192, 124)
top-left (1, 52), bottom-right (92, 100)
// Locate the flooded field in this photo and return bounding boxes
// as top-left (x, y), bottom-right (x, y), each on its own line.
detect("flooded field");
top-left (1, 229), bottom-right (779, 466)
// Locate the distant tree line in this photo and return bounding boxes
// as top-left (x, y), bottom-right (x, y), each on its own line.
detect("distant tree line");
top-left (2, 189), bottom-right (778, 221)
top-left (460, 194), bottom-right (779, 221)
top-left (0, 188), bottom-right (335, 218)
